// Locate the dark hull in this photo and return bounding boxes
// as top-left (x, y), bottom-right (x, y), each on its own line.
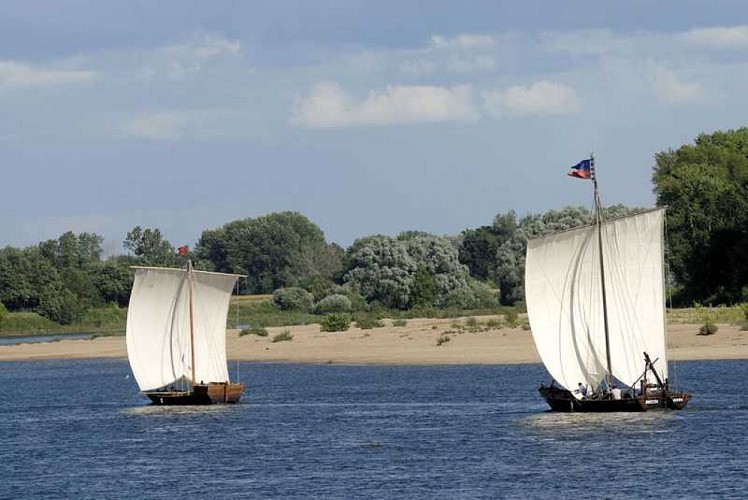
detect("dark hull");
top-left (145, 382), bottom-right (244, 406)
top-left (539, 385), bottom-right (691, 412)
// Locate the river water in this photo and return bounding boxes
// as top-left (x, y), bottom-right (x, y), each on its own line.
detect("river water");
top-left (1, 359), bottom-right (745, 499)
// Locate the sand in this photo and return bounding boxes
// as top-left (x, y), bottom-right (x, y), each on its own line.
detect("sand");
top-left (0, 315), bottom-right (746, 364)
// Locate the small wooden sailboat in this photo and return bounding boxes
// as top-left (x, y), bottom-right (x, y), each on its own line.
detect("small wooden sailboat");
top-left (126, 259), bottom-right (244, 405)
top-left (525, 156), bottom-right (691, 412)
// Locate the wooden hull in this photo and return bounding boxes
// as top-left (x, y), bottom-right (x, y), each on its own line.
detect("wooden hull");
top-left (145, 382), bottom-right (244, 406)
top-left (539, 385), bottom-right (691, 412)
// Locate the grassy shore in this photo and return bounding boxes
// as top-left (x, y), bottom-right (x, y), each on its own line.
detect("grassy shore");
top-left (1, 299), bottom-right (746, 338)
top-left (0, 306), bottom-right (127, 337)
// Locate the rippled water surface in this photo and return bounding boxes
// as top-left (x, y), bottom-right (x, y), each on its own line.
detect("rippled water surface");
top-left (1, 360), bottom-right (746, 499)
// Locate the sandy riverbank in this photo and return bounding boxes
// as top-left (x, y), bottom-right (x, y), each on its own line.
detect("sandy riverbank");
top-left (1, 316), bottom-right (746, 364)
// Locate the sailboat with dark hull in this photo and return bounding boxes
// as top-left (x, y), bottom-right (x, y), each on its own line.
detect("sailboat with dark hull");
top-left (525, 156), bottom-right (691, 413)
top-left (126, 259), bottom-right (245, 405)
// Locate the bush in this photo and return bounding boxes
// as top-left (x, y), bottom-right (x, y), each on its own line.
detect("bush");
top-left (698, 322), bottom-right (718, 336)
top-left (320, 313), bottom-right (351, 332)
top-left (272, 287), bottom-right (314, 312)
top-left (272, 330), bottom-right (293, 342)
top-left (240, 326), bottom-right (268, 337)
top-left (392, 318), bottom-right (407, 327)
top-left (355, 315), bottom-right (384, 330)
top-left (0, 302), bottom-right (7, 325)
top-left (503, 308), bottom-right (519, 327)
top-left (37, 288), bottom-right (86, 325)
top-left (485, 318), bottom-right (501, 329)
top-left (315, 294), bottom-right (352, 314)
top-left (436, 334), bottom-right (451, 346)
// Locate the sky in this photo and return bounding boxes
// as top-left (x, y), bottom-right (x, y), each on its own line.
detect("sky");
top-left (2, 1), bottom-right (747, 254)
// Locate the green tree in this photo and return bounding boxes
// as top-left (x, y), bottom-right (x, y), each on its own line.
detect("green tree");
top-left (410, 265), bottom-right (436, 307)
top-left (0, 246), bottom-right (35, 310)
top-left (36, 231), bottom-right (108, 311)
top-left (39, 231), bottom-right (103, 269)
top-left (343, 235), bottom-right (416, 309)
top-left (0, 301), bottom-right (7, 326)
top-left (459, 211), bottom-right (518, 283)
top-left (343, 233), bottom-right (485, 309)
top-left (124, 226), bottom-right (178, 267)
top-left (653, 128), bottom-right (748, 303)
top-left (91, 258), bottom-right (134, 306)
top-left (195, 212), bottom-right (338, 294)
top-left (401, 233), bottom-right (474, 308)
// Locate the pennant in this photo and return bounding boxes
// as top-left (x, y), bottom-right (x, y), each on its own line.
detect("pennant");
top-left (568, 158), bottom-right (593, 179)
top-left (178, 245), bottom-right (189, 256)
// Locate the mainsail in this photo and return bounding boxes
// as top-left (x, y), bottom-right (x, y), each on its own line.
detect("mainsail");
top-left (525, 208), bottom-right (668, 392)
top-left (126, 267), bottom-right (239, 392)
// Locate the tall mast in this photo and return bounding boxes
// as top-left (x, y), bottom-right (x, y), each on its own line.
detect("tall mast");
top-left (187, 259), bottom-right (196, 386)
top-left (591, 154), bottom-right (614, 389)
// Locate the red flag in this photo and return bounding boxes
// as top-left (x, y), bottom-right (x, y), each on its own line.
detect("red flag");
top-left (178, 245), bottom-right (189, 256)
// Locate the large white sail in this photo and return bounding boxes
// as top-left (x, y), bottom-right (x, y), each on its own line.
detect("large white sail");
top-left (525, 208), bottom-right (668, 392)
top-left (126, 267), bottom-right (239, 392)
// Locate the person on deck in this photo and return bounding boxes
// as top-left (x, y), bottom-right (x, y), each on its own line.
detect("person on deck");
top-left (611, 385), bottom-right (622, 400)
top-left (575, 382), bottom-right (588, 397)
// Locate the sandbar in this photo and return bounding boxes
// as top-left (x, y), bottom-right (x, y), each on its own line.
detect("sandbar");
top-left (0, 316), bottom-right (745, 365)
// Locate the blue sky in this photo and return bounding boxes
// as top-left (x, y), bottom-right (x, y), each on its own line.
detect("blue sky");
top-left (2, 1), bottom-right (747, 254)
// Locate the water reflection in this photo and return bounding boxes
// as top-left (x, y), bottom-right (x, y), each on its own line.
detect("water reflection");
top-left (519, 410), bottom-right (679, 433)
top-left (121, 403), bottom-right (243, 418)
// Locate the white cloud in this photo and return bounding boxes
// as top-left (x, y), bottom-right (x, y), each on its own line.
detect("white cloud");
top-left (399, 58), bottom-right (438, 77)
top-left (684, 25), bottom-right (748, 48)
top-left (117, 109), bottom-right (237, 140)
top-left (137, 34), bottom-right (242, 79)
top-left (291, 81), bottom-right (478, 128)
top-left (0, 60), bottom-right (97, 88)
top-left (649, 66), bottom-right (704, 104)
top-left (430, 34), bottom-right (496, 49)
top-left (447, 55), bottom-right (496, 74)
top-left (541, 29), bottom-right (628, 56)
top-left (482, 81), bottom-right (579, 116)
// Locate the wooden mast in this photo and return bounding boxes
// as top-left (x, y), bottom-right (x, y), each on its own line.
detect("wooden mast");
top-left (591, 154), bottom-right (614, 391)
top-left (187, 259), bottom-right (196, 387)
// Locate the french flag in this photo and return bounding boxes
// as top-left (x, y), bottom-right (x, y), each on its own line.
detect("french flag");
top-left (568, 158), bottom-right (593, 180)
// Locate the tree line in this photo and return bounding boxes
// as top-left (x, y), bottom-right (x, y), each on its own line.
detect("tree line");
top-left (1, 128), bottom-right (746, 325)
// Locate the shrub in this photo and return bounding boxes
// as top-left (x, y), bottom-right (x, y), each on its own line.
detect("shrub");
top-left (315, 294), bottom-right (352, 314)
top-left (436, 334), bottom-right (451, 346)
top-left (240, 326), bottom-right (268, 337)
top-left (320, 313), bottom-right (351, 332)
top-left (37, 288), bottom-right (86, 325)
top-left (392, 318), bottom-right (408, 327)
top-left (485, 318), bottom-right (501, 329)
top-left (355, 315), bottom-right (384, 330)
top-left (0, 302), bottom-right (7, 325)
top-left (699, 322), bottom-right (717, 335)
top-left (272, 330), bottom-right (293, 342)
top-left (698, 322), bottom-right (718, 336)
top-left (503, 308), bottom-right (519, 327)
top-left (272, 287), bottom-right (314, 313)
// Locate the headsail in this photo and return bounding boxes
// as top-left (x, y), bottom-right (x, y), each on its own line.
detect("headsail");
top-left (126, 267), bottom-right (240, 392)
top-left (525, 208), bottom-right (668, 392)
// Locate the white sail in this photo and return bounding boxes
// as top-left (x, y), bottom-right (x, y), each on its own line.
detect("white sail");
top-left (126, 266), bottom-right (239, 392)
top-left (525, 208), bottom-right (668, 392)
